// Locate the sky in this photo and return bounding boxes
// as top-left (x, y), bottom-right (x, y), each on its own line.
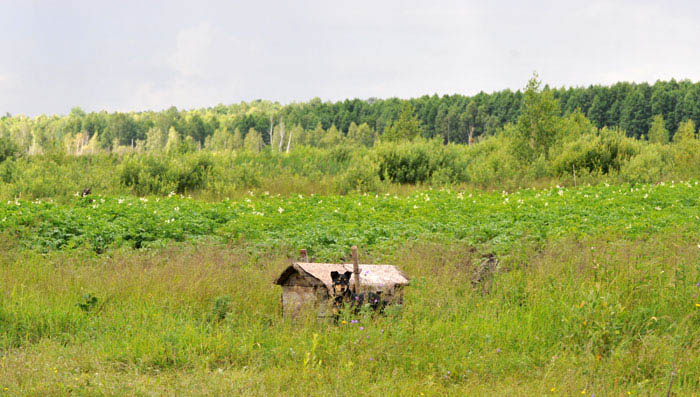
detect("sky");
top-left (1, 0), bottom-right (699, 116)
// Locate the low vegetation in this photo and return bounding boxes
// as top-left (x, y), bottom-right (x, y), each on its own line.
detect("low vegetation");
top-left (2, 76), bottom-right (700, 394)
top-left (1, 182), bottom-right (700, 394)
top-left (1, 231), bottom-right (699, 394)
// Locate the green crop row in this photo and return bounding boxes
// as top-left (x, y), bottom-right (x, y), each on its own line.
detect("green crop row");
top-left (1, 181), bottom-right (699, 258)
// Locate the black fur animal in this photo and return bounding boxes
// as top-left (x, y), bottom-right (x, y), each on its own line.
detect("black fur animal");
top-left (81, 187), bottom-right (92, 197)
top-left (330, 270), bottom-right (387, 314)
top-left (330, 270), bottom-right (353, 309)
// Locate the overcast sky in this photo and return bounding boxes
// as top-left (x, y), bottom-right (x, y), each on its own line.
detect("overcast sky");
top-left (1, 0), bottom-right (699, 116)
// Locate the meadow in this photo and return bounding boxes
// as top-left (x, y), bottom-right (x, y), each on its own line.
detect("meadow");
top-left (2, 182), bottom-right (700, 395)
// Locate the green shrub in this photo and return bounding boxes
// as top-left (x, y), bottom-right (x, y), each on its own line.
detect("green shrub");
top-left (620, 146), bottom-right (665, 184)
top-left (375, 138), bottom-right (444, 183)
top-left (462, 135), bottom-right (519, 186)
top-left (207, 295), bottom-right (233, 322)
top-left (0, 159), bottom-right (17, 183)
top-left (119, 152), bottom-right (214, 195)
top-left (0, 133), bottom-right (18, 163)
top-left (551, 129), bottom-right (640, 176)
top-left (336, 160), bottom-right (382, 194)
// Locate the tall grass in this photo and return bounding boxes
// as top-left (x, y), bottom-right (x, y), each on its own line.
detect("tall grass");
top-left (1, 230), bottom-right (699, 395)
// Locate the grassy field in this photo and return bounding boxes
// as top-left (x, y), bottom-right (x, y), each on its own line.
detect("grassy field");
top-left (2, 184), bottom-right (700, 395)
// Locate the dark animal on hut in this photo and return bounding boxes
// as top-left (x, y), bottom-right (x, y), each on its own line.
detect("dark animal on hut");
top-left (330, 270), bottom-right (386, 316)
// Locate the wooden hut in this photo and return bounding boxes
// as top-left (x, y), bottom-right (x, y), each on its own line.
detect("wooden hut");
top-left (274, 253), bottom-right (410, 318)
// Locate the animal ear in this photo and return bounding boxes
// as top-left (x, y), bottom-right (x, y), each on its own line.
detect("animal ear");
top-left (343, 271), bottom-right (353, 280)
top-left (330, 271), bottom-right (340, 282)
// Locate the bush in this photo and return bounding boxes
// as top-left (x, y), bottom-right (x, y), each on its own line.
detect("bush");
top-left (119, 152), bottom-right (214, 195)
top-left (551, 129), bottom-right (640, 176)
top-left (336, 159), bottom-right (382, 194)
top-left (0, 133), bottom-right (18, 163)
top-left (375, 139), bottom-right (444, 183)
top-left (207, 158), bottom-right (261, 195)
top-left (620, 146), bottom-right (665, 184)
top-left (462, 135), bottom-right (520, 186)
top-left (0, 159), bottom-right (17, 183)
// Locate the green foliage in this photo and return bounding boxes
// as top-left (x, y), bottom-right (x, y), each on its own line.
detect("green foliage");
top-left (2, 181), bottom-right (700, 257)
top-left (674, 119), bottom-right (696, 143)
top-left (0, 158), bottom-right (17, 183)
top-left (207, 295), bottom-right (233, 322)
top-left (243, 128), bottom-right (263, 152)
top-left (165, 126), bottom-right (181, 153)
top-left (346, 122), bottom-right (375, 147)
top-left (76, 293), bottom-right (98, 312)
top-left (145, 127), bottom-right (166, 152)
top-left (648, 114), bottom-right (669, 144)
top-left (0, 132), bottom-right (19, 163)
top-left (620, 146), bottom-right (666, 184)
top-left (336, 159), bottom-right (382, 194)
top-left (375, 139), bottom-right (444, 183)
top-left (383, 103), bottom-right (422, 142)
top-left (2, 198), bottom-right (700, 394)
top-left (551, 128), bottom-right (639, 175)
top-left (119, 152), bottom-right (214, 195)
top-left (4, 79), bottom-right (700, 156)
top-left (513, 73), bottom-right (562, 161)
top-left (319, 124), bottom-right (343, 148)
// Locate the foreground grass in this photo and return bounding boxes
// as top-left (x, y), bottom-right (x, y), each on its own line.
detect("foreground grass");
top-left (1, 230), bottom-right (700, 395)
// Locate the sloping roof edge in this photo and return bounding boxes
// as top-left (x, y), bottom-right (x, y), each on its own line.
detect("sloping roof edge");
top-left (274, 262), bottom-right (410, 291)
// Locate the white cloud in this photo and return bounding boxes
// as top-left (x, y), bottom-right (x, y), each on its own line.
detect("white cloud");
top-left (1, 0), bottom-right (700, 115)
top-left (168, 23), bottom-right (215, 78)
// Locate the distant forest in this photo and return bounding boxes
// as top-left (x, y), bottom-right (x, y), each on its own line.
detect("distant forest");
top-left (1, 79), bottom-right (700, 154)
top-left (2, 76), bottom-right (700, 199)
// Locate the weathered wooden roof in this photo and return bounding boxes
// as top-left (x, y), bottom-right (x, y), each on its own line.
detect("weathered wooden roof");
top-left (274, 262), bottom-right (409, 292)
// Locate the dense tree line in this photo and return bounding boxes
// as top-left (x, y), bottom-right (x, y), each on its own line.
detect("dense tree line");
top-left (2, 75), bottom-right (700, 200)
top-left (1, 78), bottom-right (699, 156)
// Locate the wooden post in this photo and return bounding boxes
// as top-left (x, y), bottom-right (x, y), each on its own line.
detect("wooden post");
top-left (573, 164), bottom-right (577, 187)
top-left (352, 246), bottom-right (360, 294)
top-left (300, 249), bottom-right (308, 262)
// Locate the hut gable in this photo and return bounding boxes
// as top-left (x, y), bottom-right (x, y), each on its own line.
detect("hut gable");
top-left (275, 261), bottom-right (409, 318)
top-left (275, 262), bottom-right (409, 294)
